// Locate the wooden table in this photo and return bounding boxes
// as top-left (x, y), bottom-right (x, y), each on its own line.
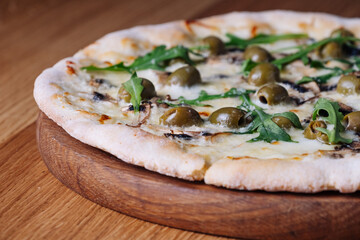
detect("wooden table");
top-left (1, 0), bottom-right (359, 239)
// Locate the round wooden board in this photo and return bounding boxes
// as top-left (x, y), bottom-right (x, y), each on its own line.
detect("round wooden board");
top-left (36, 112), bottom-right (360, 240)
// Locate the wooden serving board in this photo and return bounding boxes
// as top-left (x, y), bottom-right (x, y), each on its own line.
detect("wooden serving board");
top-left (36, 112), bottom-right (360, 240)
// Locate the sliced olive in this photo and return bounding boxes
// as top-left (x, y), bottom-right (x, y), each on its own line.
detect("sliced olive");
top-left (330, 27), bottom-right (354, 38)
top-left (244, 46), bottom-right (273, 63)
top-left (166, 66), bottom-right (201, 87)
top-left (248, 63), bottom-right (280, 86)
top-left (272, 116), bottom-right (294, 129)
top-left (203, 36), bottom-right (226, 56)
top-left (209, 107), bottom-right (246, 129)
top-left (344, 111), bottom-right (360, 132)
top-left (304, 121), bottom-right (329, 143)
top-left (159, 107), bottom-right (203, 127)
top-left (336, 75), bottom-right (360, 95)
top-left (257, 83), bottom-right (288, 105)
top-left (320, 41), bottom-right (343, 59)
top-left (118, 78), bottom-right (156, 102)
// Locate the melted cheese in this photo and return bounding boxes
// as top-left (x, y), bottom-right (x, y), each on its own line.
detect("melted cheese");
top-left (59, 39), bottom-right (360, 165)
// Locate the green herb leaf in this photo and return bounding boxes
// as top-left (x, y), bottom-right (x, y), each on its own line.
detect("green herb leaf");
top-left (312, 98), bottom-right (352, 144)
top-left (82, 62), bottom-right (131, 73)
top-left (296, 76), bottom-right (315, 85)
top-left (238, 92), bottom-right (261, 112)
top-left (240, 59), bottom-right (259, 77)
top-left (122, 73), bottom-right (144, 112)
top-left (130, 45), bottom-right (194, 71)
top-left (273, 112), bottom-right (303, 129)
top-left (308, 60), bottom-right (325, 69)
top-left (301, 55), bottom-right (310, 65)
top-left (82, 45), bottom-right (197, 73)
top-left (226, 33), bottom-right (308, 49)
top-left (160, 88), bottom-right (255, 107)
top-left (245, 109), bottom-right (302, 143)
top-left (296, 67), bottom-right (354, 85)
top-left (272, 36), bottom-right (360, 69)
top-left (235, 94), bottom-right (302, 143)
top-left (297, 72), bottom-right (338, 85)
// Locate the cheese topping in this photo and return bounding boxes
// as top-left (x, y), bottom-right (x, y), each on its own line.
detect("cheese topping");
top-left (57, 37), bottom-right (360, 165)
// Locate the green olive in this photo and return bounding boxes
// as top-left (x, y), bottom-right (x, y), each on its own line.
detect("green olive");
top-left (336, 75), bottom-right (360, 95)
top-left (244, 46), bottom-right (273, 63)
top-left (203, 36), bottom-right (226, 56)
top-left (257, 83), bottom-right (288, 105)
top-left (344, 111), bottom-right (360, 132)
top-left (320, 41), bottom-right (343, 59)
top-left (272, 116), bottom-right (294, 129)
top-left (303, 121), bottom-right (329, 143)
top-left (330, 27), bottom-right (354, 38)
top-left (248, 63), bottom-right (280, 86)
top-left (166, 66), bottom-right (201, 86)
top-left (159, 107), bottom-right (203, 127)
top-left (209, 107), bottom-right (246, 128)
top-left (118, 78), bottom-right (156, 102)
top-left (317, 28), bottom-right (355, 59)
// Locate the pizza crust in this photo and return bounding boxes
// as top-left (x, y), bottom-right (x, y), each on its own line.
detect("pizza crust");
top-left (34, 59), bottom-right (206, 180)
top-left (205, 157), bottom-right (360, 193)
top-left (34, 10), bottom-right (360, 192)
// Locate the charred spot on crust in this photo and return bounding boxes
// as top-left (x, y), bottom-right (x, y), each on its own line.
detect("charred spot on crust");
top-left (213, 74), bottom-right (230, 79)
top-left (335, 141), bottom-right (360, 153)
top-left (226, 47), bottom-right (243, 52)
top-left (343, 44), bottom-right (360, 56)
top-left (164, 133), bottom-right (193, 140)
top-left (281, 80), bottom-right (308, 93)
top-left (93, 92), bottom-right (106, 101)
top-left (66, 65), bottom-right (76, 75)
top-left (98, 114), bottom-right (111, 124)
top-left (328, 153), bottom-right (344, 159)
top-left (95, 78), bottom-right (105, 84)
top-left (302, 118), bottom-right (311, 124)
top-left (200, 132), bottom-right (212, 136)
top-left (128, 105), bottom-right (147, 111)
top-left (319, 84), bottom-right (337, 92)
top-left (338, 102), bottom-right (353, 115)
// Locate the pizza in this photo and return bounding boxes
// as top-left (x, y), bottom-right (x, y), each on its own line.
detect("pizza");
top-left (34, 11), bottom-right (360, 193)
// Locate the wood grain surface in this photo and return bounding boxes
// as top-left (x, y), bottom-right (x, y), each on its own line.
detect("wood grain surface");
top-left (37, 112), bottom-right (360, 240)
top-left (1, 0), bottom-right (360, 239)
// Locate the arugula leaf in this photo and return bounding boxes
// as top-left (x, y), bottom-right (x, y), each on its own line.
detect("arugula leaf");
top-left (159, 88), bottom-right (255, 107)
top-left (244, 109), bottom-right (302, 143)
top-left (238, 92), bottom-right (261, 112)
top-left (130, 45), bottom-right (194, 71)
top-left (122, 73), bottom-right (144, 112)
top-left (333, 57), bottom-right (360, 69)
top-left (82, 45), bottom-right (197, 73)
top-left (239, 36), bottom-right (360, 74)
top-left (273, 112), bottom-right (303, 129)
top-left (226, 33), bottom-right (308, 49)
top-left (272, 36), bottom-right (360, 69)
top-left (235, 94), bottom-right (302, 143)
top-left (301, 55), bottom-right (310, 65)
top-left (296, 71), bottom-right (340, 85)
top-left (296, 66), bottom-right (354, 85)
top-left (295, 57), bottom-right (357, 85)
top-left (270, 45), bottom-right (304, 53)
top-left (308, 60), bottom-right (325, 69)
top-left (240, 59), bottom-right (259, 77)
top-left (312, 98), bottom-right (352, 144)
top-left (82, 62), bottom-right (131, 73)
